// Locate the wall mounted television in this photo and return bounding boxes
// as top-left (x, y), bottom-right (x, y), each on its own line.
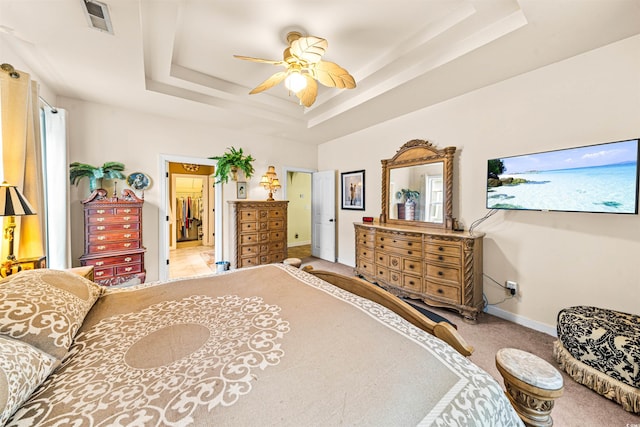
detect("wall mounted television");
top-left (486, 138), bottom-right (639, 214)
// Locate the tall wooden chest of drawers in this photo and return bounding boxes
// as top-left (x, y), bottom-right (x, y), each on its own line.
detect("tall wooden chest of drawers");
top-left (355, 222), bottom-right (484, 322)
top-left (228, 200), bottom-right (288, 269)
top-left (79, 189), bottom-right (146, 286)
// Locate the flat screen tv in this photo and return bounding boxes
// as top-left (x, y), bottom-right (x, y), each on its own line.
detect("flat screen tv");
top-left (486, 138), bottom-right (639, 214)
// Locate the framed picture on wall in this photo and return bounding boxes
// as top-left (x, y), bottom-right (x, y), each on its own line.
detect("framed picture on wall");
top-left (237, 181), bottom-right (247, 199)
top-left (341, 170), bottom-right (365, 210)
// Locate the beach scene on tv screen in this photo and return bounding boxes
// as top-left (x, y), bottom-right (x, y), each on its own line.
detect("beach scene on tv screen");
top-left (487, 139), bottom-right (639, 213)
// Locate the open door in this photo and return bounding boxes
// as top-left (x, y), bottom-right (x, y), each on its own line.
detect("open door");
top-left (312, 170), bottom-right (336, 262)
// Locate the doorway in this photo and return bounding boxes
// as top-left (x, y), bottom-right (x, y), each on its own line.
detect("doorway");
top-left (158, 155), bottom-right (221, 282)
top-left (285, 170), bottom-right (312, 259)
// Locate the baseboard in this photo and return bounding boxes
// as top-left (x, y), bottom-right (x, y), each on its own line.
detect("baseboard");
top-left (288, 241), bottom-right (311, 247)
top-left (485, 305), bottom-right (557, 337)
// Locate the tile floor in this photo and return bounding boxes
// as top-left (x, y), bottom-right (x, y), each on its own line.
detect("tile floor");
top-left (169, 244), bottom-right (313, 279)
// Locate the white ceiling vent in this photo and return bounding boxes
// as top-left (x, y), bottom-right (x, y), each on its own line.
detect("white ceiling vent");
top-left (82, 0), bottom-right (114, 35)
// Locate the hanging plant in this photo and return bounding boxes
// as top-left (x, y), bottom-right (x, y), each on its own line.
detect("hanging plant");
top-left (208, 147), bottom-right (255, 184)
top-left (69, 161), bottom-right (126, 192)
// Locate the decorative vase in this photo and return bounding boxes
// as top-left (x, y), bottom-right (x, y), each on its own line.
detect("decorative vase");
top-left (405, 199), bottom-right (416, 220)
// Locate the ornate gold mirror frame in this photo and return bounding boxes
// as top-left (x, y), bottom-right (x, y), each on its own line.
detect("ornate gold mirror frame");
top-left (381, 139), bottom-right (456, 229)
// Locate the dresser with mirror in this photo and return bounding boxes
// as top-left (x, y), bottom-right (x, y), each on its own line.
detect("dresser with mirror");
top-left (354, 139), bottom-right (484, 322)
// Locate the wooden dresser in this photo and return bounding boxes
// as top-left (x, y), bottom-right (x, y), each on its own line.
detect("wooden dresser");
top-left (79, 189), bottom-right (146, 286)
top-left (355, 222), bottom-right (484, 322)
top-left (228, 200), bottom-right (288, 269)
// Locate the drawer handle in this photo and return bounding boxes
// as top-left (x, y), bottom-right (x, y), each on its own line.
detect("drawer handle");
top-left (123, 224), bottom-right (131, 229)
top-left (409, 281), bottom-right (415, 285)
top-left (123, 209), bottom-right (131, 213)
top-left (407, 250), bottom-right (413, 255)
top-left (408, 242), bottom-right (412, 246)
top-left (408, 264), bottom-right (414, 269)
top-left (379, 271), bottom-right (383, 275)
top-left (97, 226), bottom-right (105, 231)
top-left (95, 261), bottom-right (104, 266)
top-left (96, 271), bottom-right (104, 276)
top-left (124, 234), bottom-right (132, 238)
top-left (380, 245), bottom-right (384, 249)
top-left (123, 216), bottom-right (130, 221)
top-left (97, 236), bottom-right (106, 240)
top-left (97, 218), bottom-right (104, 222)
top-left (97, 210), bottom-right (105, 214)
top-left (97, 245), bottom-right (106, 250)
top-left (438, 246), bottom-right (444, 251)
top-left (437, 289), bottom-right (444, 294)
top-left (124, 257), bottom-right (132, 262)
top-left (248, 237), bottom-right (252, 241)
top-left (125, 267), bottom-right (133, 272)
top-left (123, 243), bottom-right (132, 248)
top-left (438, 255), bottom-right (444, 261)
top-left (438, 271), bottom-right (444, 276)
top-left (380, 237), bottom-right (384, 241)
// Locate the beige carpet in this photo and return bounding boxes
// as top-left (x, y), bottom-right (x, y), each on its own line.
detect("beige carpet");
top-left (301, 257), bottom-right (640, 427)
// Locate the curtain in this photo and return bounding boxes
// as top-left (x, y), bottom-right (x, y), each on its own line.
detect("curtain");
top-left (42, 107), bottom-right (70, 268)
top-left (0, 66), bottom-right (45, 260)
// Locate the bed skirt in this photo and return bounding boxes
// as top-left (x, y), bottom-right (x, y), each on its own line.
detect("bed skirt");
top-left (553, 341), bottom-right (640, 413)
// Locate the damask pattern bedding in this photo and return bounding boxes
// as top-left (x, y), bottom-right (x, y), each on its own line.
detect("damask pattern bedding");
top-left (4, 265), bottom-right (521, 426)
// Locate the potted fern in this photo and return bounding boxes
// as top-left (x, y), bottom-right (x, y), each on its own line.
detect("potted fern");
top-left (209, 147), bottom-right (255, 184)
top-left (69, 161), bottom-right (126, 192)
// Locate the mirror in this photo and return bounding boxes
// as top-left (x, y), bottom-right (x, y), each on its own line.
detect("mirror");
top-left (381, 140), bottom-right (455, 229)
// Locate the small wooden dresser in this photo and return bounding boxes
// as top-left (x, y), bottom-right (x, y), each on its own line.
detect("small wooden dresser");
top-left (355, 222), bottom-right (484, 322)
top-left (79, 189), bottom-right (146, 286)
top-left (228, 200), bottom-right (288, 269)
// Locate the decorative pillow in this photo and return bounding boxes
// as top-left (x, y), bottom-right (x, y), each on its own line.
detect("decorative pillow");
top-left (0, 269), bottom-right (103, 360)
top-left (0, 336), bottom-right (57, 426)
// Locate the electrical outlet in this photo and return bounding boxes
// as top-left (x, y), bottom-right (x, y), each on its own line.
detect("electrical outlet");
top-left (506, 280), bottom-right (517, 295)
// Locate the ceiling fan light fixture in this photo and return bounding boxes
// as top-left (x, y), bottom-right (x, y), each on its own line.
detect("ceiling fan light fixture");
top-left (284, 71), bottom-right (307, 92)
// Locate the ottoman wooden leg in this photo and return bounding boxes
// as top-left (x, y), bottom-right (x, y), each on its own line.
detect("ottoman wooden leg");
top-left (496, 348), bottom-right (564, 427)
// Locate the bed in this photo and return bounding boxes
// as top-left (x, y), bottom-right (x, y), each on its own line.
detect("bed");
top-left (0, 264), bottom-right (522, 426)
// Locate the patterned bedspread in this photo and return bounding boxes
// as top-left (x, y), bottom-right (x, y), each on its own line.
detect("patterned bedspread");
top-left (7, 265), bottom-right (521, 426)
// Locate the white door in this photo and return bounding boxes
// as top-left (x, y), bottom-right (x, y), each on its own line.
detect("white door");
top-left (312, 170), bottom-right (336, 261)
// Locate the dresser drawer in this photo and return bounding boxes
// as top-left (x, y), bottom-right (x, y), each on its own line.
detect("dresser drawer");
top-left (426, 264), bottom-right (460, 283)
top-left (358, 247), bottom-right (374, 261)
top-left (240, 233), bottom-right (258, 244)
top-left (85, 253), bottom-right (142, 267)
top-left (426, 281), bottom-right (460, 304)
top-left (270, 241), bottom-right (285, 252)
top-left (240, 222), bottom-right (257, 232)
top-left (425, 241), bottom-right (462, 257)
top-left (88, 241), bottom-right (141, 254)
top-left (426, 251), bottom-right (460, 265)
top-left (270, 230), bottom-right (285, 241)
top-left (117, 263), bottom-right (143, 275)
top-left (89, 223), bottom-right (139, 233)
top-left (93, 267), bottom-right (114, 280)
top-left (241, 245), bottom-right (259, 256)
top-left (239, 256), bottom-right (259, 268)
top-left (402, 274), bottom-right (423, 293)
top-left (376, 244), bottom-right (421, 258)
top-left (266, 252), bottom-right (285, 264)
top-left (356, 229), bottom-right (375, 244)
top-left (116, 207), bottom-right (140, 215)
top-left (403, 259), bottom-right (422, 275)
top-left (240, 210), bottom-right (257, 221)
top-left (376, 234), bottom-right (421, 251)
top-left (357, 259), bottom-right (375, 275)
top-left (268, 209), bottom-right (284, 219)
top-left (87, 214), bottom-right (139, 224)
top-left (376, 265), bottom-right (389, 281)
top-left (87, 207), bottom-right (116, 215)
top-left (269, 220), bottom-right (284, 230)
top-left (88, 231), bottom-right (140, 243)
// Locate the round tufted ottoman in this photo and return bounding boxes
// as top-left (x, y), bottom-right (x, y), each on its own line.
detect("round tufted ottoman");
top-left (496, 348), bottom-right (564, 427)
top-left (283, 258), bottom-right (302, 268)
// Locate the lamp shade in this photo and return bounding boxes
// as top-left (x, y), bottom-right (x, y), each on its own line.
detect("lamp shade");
top-left (0, 182), bottom-right (36, 216)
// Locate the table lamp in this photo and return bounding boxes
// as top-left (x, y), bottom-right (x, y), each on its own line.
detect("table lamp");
top-left (259, 166), bottom-right (281, 201)
top-left (0, 181), bottom-right (36, 263)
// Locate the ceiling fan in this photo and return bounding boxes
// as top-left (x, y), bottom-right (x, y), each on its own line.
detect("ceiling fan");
top-left (234, 31), bottom-right (356, 107)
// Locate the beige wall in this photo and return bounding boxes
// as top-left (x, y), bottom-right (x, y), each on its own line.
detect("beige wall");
top-left (319, 34), bottom-right (640, 333)
top-left (61, 98), bottom-right (317, 281)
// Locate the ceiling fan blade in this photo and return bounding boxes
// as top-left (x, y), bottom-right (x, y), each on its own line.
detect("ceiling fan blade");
top-left (249, 71), bottom-right (288, 94)
top-left (311, 61), bottom-right (356, 89)
top-left (295, 75), bottom-right (318, 107)
top-left (290, 36), bottom-right (328, 64)
top-left (234, 55), bottom-right (284, 66)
